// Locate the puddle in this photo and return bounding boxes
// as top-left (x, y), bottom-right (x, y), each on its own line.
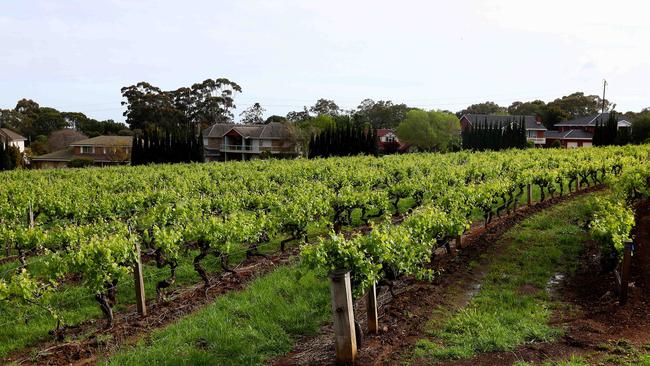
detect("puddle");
top-left (546, 273), bottom-right (565, 294)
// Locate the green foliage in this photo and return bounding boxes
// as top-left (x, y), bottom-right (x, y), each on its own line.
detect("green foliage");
top-left (632, 113), bottom-right (650, 143)
top-left (396, 109), bottom-right (460, 152)
top-left (0, 145), bottom-right (648, 357)
top-left (67, 157), bottom-right (94, 168)
top-left (456, 101), bottom-right (507, 117)
top-left (353, 99), bottom-right (410, 130)
top-left (461, 117), bottom-right (526, 151)
top-left (121, 78), bottom-right (242, 132)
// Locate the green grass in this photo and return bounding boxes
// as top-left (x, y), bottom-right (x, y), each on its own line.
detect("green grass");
top-left (513, 355), bottom-right (588, 366)
top-left (413, 194), bottom-right (596, 361)
top-left (103, 264), bottom-right (330, 366)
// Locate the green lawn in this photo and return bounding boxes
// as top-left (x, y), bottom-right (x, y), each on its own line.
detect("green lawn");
top-left (413, 194), bottom-right (596, 361)
top-left (104, 265), bottom-right (330, 366)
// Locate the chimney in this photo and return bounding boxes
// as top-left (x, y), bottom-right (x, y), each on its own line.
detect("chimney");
top-left (535, 115), bottom-right (542, 125)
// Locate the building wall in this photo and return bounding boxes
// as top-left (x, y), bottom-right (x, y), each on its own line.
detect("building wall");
top-left (9, 140), bottom-right (25, 152)
top-left (32, 161), bottom-right (68, 169)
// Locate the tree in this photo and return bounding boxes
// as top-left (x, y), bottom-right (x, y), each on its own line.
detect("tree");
top-left (309, 99), bottom-right (340, 116)
top-left (286, 107), bottom-right (311, 123)
top-left (265, 115), bottom-right (287, 124)
top-left (631, 112), bottom-right (650, 144)
top-left (547, 92), bottom-right (610, 119)
top-left (47, 129), bottom-right (88, 151)
top-left (121, 78), bottom-right (242, 132)
top-left (239, 103), bottom-right (266, 124)
top-left (396, 110), bottom-right (460, 152)
top-left (507, 100), bottom-right (546, 116)
top-left (353, 99), bottom-right (410, 129)
top-left (456, 101), bottom-right (507, 117)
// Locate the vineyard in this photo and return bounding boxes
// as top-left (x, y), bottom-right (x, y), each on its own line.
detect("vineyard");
top-left (1, 145), bottom-right (650, 365)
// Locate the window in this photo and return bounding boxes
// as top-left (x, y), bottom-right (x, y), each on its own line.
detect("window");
top-left (386, 134), bottom-right (397, 142)
top-left (81, 146), bottom-right (93, 154)
top-left (526, 131), bottom-right (537, 138)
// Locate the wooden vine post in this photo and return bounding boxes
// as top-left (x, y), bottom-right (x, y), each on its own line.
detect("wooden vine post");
top-left (526, 184), bottom-right (532, 206)
top-left (330, 270), bottom-right (357, 365)
top-left (366, 282), bottom-right (379, 334)
top-left (456, 234), bottom-right (463, 249)
top-left (133, 241), bottom-right (147, 316)
top-left (28, 203), bottom-right (35, 228)
top-left (620, 240), bottom-right (634, 305)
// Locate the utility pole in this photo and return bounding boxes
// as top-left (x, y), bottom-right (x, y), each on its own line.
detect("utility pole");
top-left (602, 79), bottom-right (607, 114)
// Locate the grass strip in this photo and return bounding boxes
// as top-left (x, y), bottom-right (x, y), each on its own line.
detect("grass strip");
top-left (104, 264), bottom-right (330, 366)
top-left (414, 194), bottom-right (596, 361)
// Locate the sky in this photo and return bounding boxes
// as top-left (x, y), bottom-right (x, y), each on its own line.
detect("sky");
top-left (0, 0), bottom-right (648, 123)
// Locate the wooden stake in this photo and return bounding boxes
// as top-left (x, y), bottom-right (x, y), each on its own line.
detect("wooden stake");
top-left (456, 234), bottom-right (463, 249)
top-left (620, 240), bottom-right (633, 305)
top-left (526, 184), bottom-right (532, 206)
top-left (133, 241), bottom-right (147, 316)
top-left (366, 283), bottom-right (378, 334)
top-left (330, 270), bottom-right (357, 365)
top-left (28, 203), bottom-right (34, 229)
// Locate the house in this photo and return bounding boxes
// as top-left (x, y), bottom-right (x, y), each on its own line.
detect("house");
top-left (544, 113), bottom-right (631, 148)
top-left (459, 114), bottom-right (547, 147)
top-left (31, 135), bottom-right (133, 169)
top-left (553, 112), bottom-right (632, 133)
top-left (544, 130), bottom-right (594, 148)
top-left (202, 122), bottom-right (298, 162)
top-left (376, 129), bottom-right (407, 153)
top-left (0, 128), bottom-right (27, 153)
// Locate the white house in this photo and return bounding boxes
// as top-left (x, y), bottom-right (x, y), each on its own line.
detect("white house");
top-left (0, 128), bottom-right (27, 152)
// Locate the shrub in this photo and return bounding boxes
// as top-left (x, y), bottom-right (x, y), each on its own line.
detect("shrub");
top-left (68, 157), bottom-right (94, 168)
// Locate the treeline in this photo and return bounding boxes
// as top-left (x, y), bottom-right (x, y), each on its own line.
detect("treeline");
top-left (308, 124), bottom-right (377, 158)
top-left (0, 144), bottom-right (22, 171)
top-left (0, 99), bottom-right (128, 155)
top-left (593, 112), bottom-right (631, 146)
top-left (131, 127), bottom-right (204, 165)
top-left (461, 119), bottom-right (526, 151)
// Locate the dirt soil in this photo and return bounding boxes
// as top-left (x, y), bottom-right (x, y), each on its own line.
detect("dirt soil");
top-left (269, 187), bottom-right (605, 366)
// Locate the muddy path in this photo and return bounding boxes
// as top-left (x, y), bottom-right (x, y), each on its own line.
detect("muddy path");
top-left (269, 187), bottom-right (604, 366)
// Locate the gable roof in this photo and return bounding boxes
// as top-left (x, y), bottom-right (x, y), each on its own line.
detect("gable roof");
top-left (544, 129), bottom-right (593, 140)
top-left (69, 135), bottom-right (132, 147)
top-left (554, 113), bottom-right (631, 127)
top-left (460, 114), bottom-right (547, 131)
top-left (0, 128), bottom-right (27, 141)
top-left (203, 122), bottom-right (292, 140)
top-left (376, 129), bottom-right (396, 137)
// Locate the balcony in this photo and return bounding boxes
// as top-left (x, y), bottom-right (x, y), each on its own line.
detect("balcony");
top-left (221, 144), bottom-right (258, 153)
top-left (527, 137), bottom-right (546, 145)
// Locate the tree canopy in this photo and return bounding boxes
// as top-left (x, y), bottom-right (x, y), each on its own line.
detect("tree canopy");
top-left (456, 101), bottom-right (507, 117)
top-left (396, 110), bottom-right (460, 152)
top-left (239, 102), bottom-right (266, 124)
top-left (121, 78), bottom-right (242, 132)
top-left (352, 99), bottom-right (410, 130)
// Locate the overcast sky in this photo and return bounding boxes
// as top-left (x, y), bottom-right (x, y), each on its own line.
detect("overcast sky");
top-left (1, 0), bottom-right (648, 122)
